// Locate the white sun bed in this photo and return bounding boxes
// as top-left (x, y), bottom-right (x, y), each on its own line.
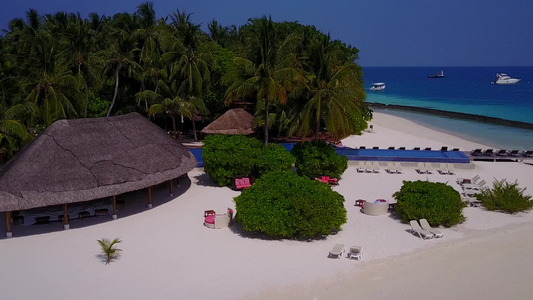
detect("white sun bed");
top-left (419, 219), bottom-right (443, 238)
top-left (409, 220), bottom-right (434, 239)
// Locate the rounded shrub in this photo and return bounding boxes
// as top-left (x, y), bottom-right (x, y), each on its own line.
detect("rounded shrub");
top-left (290, 140), bottom-right (348, 179)
top-left (234, 170), bottom-right (347, 238)
top-left (476, 179), bottom-right (533, 213)
top-left (393, 180), bottom-right (465, 227)
top-left (202, 135), bottom-right (295, 186)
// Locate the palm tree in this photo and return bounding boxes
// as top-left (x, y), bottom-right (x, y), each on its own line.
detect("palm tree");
top-left (0, 103), bottom-right (35, 160)
top-left (97, 238), bottom-right (122, 265)
top-left (102, 28), bottom-right (140, 116)
top-left (224, 16), bottom-right (302, 146)
top-left (297, 34), bottom-right (366, 141)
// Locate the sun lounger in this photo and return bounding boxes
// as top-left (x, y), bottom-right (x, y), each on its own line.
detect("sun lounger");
top-left (416, 162), bottom-right (427, 174)
top-left (441, 146), bottom-right (448, 151)
top-left (359, 146), bottom-right (366, 149)
top-left (413, 147), bottom-right (421, 150)
top-left (522, 150), bottom-right (533, 157)
top-left (399, 147), bottom-right (406, 150)
top-left (452, 148), bottom-right (460, 151)
top-left (388, 146), bottom-right (395, 150)
top-left (409, 220), bottom-right (434, 239)
top-left (365, 161), bottom-right (373, 173)
top-left (470, 149), bottom-right (482, 156)
top-left (482, 149), bottom-right (494, 156)
top-left (508, 150), bottom-right (520, 157)
top-left (328, 244), bottom-right (345, 259)
top-left (495, 149), bottom-right (508, 156)
top-left (424, 163), bottom-right (433, 174)
top-left (356, 162), bottom-right (365, 173)
top-left (372, 146), bottom-right (379, 149)
top-left (386, 162), bottom-right (396, 174)
top-left (456, 175), bottom-right (480, 185)
top-left (438, 163), bottom-right (448, 175)
top-left (372, 161), bottom-right (381, 173)
top-left (419, 219), bottom-right (443, 238)
top-left (348, 246), bottom-right (363, 260)
top-left (446, 164), bottom-right (455, 175)
top-left (424, 147), bottom-right (432, 151)
top-left (394, 162), bottom-right (403, 174)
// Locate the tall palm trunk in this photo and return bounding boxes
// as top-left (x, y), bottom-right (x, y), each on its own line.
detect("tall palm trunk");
top-left (192, 115), bottom-right (198, 141)
top-left (264, 95), bottom-right (269, 146)
top-left (171, 115), bottom-right (178, 139)
top-left (107, 65), bottom-right (121, 117)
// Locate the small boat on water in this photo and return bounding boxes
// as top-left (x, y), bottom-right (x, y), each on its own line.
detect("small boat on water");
top-left (428, 70), bottom-right (444, 78)
top-left (370, 82), bottom-right (385, 91)
top-left (492, 73), bottom-right (521, 85)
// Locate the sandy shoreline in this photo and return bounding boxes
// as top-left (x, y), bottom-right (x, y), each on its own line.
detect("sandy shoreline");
top-left (1, 112), bottom-right (532, 300)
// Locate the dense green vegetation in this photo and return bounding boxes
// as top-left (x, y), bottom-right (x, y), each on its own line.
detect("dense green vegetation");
top-left (393, 180), bottom-right (465, 227)
top-left (202, 134), bottom-right (295, 186)
top-left (0, 2), bottom-right (369, 161)
top-left (476, 179), bottom-right (533, 213)
top-left (290, 140), bottom-right (348, 179)
top-left (234, 170), bottom-right (347, 238)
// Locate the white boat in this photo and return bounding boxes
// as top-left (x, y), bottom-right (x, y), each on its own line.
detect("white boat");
top-left (428, 70), bottom-right (444, 78)
top-left (492, 73), bottom-right (521, 85)
top-left (370, 82), bottom-right (385, 91)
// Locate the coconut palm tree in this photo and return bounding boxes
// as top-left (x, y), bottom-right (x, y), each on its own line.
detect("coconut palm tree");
top-left (97, 238), bottom-right (122, 265)
top-left (224, 16), bottom-right (302, 146)
top-left (101, 28), bottom-right (141, 116)
top-left (296, 34), bottom-right (366, 141)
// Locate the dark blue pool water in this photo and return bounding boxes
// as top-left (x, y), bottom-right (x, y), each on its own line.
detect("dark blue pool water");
top-left (188, 145), bottom-right (470, 167)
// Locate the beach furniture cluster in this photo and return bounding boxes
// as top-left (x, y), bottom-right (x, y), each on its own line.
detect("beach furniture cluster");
top-left (314, 176), bottom-right (339, 185)
top-left (385, 162), bottom-right (404, 174)
top-left (355, 161), bottom-right (381, 173)
top-left (471, 149), bottom-right (533, 158)
top-left (203, 208), bottom-right (233, 229)
top-left (409, 219), bottom-right (443, 239)
top-left (457, 175), bottom-right (485, 207)
top-left (328, 244), bottom-right (363, 260)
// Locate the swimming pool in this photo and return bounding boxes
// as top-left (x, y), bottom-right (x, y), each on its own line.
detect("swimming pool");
top-left (187, 146), bottom-right (470, 168)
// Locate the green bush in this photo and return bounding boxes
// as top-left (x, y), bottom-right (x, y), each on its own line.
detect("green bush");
top-left (234, 170), bottom-right (347, 238)
top-left (393, 180), bottom-right (465, 227)
top-left (476, 179), bottom-right (533, 213)
top-left (290, 140), bottom-right (348, 179)
top-left (202, 135), bottom-right (295, 186)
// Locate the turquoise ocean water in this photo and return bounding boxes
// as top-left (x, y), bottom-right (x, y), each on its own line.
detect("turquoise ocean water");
top-left (363, 67), bottom-right (533, 150)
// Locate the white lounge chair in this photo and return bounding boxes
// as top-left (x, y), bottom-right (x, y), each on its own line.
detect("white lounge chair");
top-left (419, 219), bottom-right (443, 238)
top-left (386, 162), bottom-right (395, 174)
top-left (425, 163), bottom-right (433, 174)
top-left (348, 246), bottom-right (363, 260)
top-left (456, 175), bottom-right (480, 185)
top-left (446, 164), bottom-right (455, 175)
top-left (365, 161), bottom-right (373, 173)
top-left (438, 163), bottom-right (448, 175)
top-left (372, 161), bottom-right (381, 173)
top-left (328, 244), bottom-right (345, 259)
top-left (394, 162), bottom-right (403, 174)
top-left (409, 220), bottom-right (434, 239)
top-left (416, 162), bottom-right (427, 174)
top-left (356, 162), bottom-right (365, 173)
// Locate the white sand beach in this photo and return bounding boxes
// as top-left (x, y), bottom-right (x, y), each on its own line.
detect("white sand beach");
top-left (1, 112), bottom-right (532, 300)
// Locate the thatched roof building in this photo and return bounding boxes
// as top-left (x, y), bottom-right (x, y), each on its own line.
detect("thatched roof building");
top-left (201, 108), bottom-right (255, 135)
top-left (0, 113), bottom-right (196, 212)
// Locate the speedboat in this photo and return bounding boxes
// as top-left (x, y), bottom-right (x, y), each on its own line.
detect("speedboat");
top-left (492, 73), bottom-right (521, 85)
top-left (369, 82), bottom-right (385, 91)
top-left (428, 70), bottom-right (444, 78)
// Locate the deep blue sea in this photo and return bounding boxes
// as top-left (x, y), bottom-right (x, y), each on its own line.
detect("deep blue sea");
top-left (363, 67), bottom-right (533, 150)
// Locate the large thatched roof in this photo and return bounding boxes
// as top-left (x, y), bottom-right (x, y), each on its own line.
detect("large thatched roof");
top-left (201, 108), bottom-right (254, 135)
top-left (0, 113), bottom-right (197, 212)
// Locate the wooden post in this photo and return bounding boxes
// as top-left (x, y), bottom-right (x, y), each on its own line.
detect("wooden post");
top-left (6, 211), bottom-right (12, 238)
top-left (169, 179), bottom-right (173, 197)
top-left (147, 186), bottom-right (153, 208)
top-left (63, 204), bottom-right (69, 230)
top-left (112, 195), bottom-right (117, 219)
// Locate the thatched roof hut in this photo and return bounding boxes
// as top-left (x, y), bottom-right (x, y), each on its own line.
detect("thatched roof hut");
top-left (201, 108), bottom-right (255, 135)
top-left (0, 113), bottom-right (197, 212)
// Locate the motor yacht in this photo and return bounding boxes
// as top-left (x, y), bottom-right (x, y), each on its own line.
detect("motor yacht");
top-left (492, 73), bottom-right (521, 85)
top-left (428, 70), bottom-right (444, 78)
top-left (369, 82), bottom-right (385, 91)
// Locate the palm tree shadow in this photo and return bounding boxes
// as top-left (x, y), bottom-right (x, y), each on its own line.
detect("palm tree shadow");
top-left (193, 173), bottom-right (220, 187)
top-left (95, 253), bottom-right (121, 265)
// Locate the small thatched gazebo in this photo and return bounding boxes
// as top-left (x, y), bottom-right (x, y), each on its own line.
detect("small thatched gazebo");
top-left (201, 108), bottom-right (255, 135)
top-left (0, 113), bottom-right (197, 237)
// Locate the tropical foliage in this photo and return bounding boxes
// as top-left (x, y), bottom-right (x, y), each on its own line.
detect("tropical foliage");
top-left (0, 2), bottom-right (369, 161)
top-left (393, 181), bottom-right (466, 227)
top-left (97, 238), bottom-right (123, 265)
top-left (234, 170), bottom-right (347, 238)
top-left (202, 134), bottom-right (295, 186)
top-left (476, 179), bottom-right (533, 213)
top-left (290, 140), bottom-right (348, 179)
